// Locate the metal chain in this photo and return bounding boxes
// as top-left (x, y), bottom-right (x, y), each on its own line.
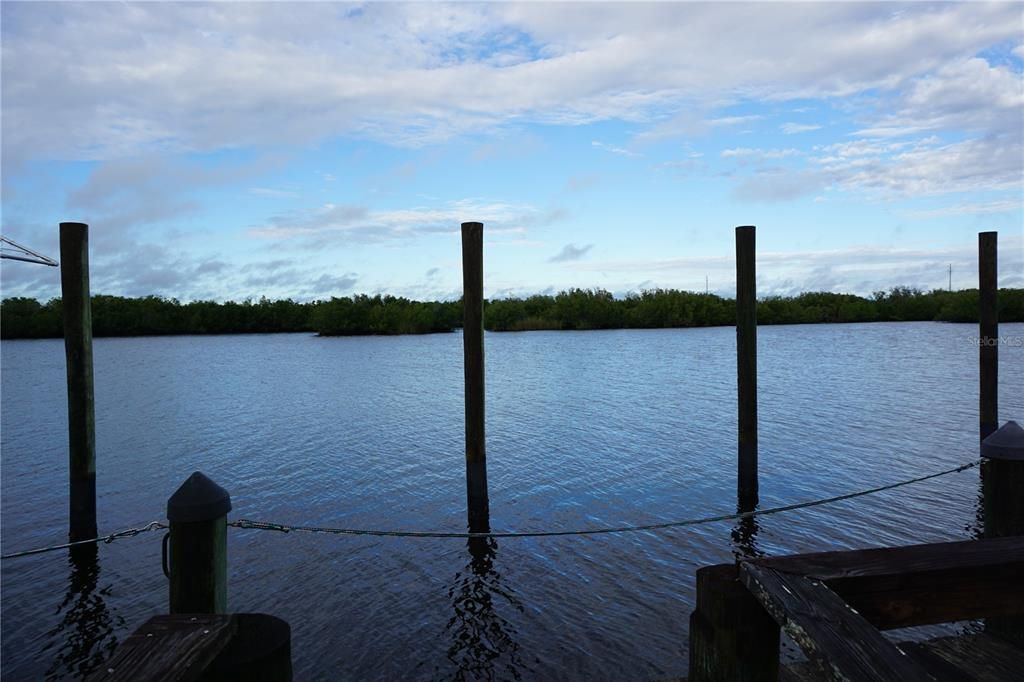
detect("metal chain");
top-left (0, 521), bottom-right (168, 560)
top-left (0, 459), bottom-right (980, 557)
top-left (229, 459), bottom-right (980, 539)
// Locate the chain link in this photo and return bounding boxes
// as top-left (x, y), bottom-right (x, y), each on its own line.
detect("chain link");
top-left (0, 521), bottom-right (169, 560)
top-left (229, 459), bottom-right (980, 539)
top-left (1, 459), bottom-right (980, 557)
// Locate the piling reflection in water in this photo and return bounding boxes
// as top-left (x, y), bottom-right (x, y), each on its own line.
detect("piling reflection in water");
top-left (43, 545), bottom-right (124, 680)
top-left (968, 475), bottom-right (985, 540)
top-left (731, 502), bottom-right (764, 561)
top-left (444, 519), bottom-right (530, 681)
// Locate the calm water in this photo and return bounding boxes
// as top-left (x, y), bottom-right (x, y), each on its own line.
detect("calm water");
top-left (2, 322), bottom-right (1022, 680)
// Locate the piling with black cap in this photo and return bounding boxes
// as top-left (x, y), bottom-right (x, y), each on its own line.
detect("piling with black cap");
top-left (981, 420), bottom-right (1024, 540)
top-left (981, 420), bottom-right (1024, 644)
top-left (167, 471), bottom-right (231, 613)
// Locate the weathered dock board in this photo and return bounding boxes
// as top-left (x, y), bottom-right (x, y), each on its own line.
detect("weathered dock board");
top-left (86, 614), bottom-right (236, 682)
top-left (749, 536), bottom-right (1024, 629)
top-left (690, 536), bottom-right (1024, 682)
top-left (742, 563), bottom-right (924, 681)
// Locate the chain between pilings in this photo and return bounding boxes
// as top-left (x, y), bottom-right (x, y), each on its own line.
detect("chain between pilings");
top-left (0, 458), bottom-right (984, 559)
top-left (227, 459), bottom-right (981, 540)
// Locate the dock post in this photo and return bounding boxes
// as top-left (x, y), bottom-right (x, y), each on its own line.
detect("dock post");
top-left (979, 231), bottom-right (998, 441)
top-left (461, 221), bottom-right (490, 532)
top-left (981, 420), bottom-right (1024, 644)
top-left (60, 222), bottom-right (98, 543)
top-left (982, 421), bottom-right (1024, 540)
top-left (689, 563), bottom-right (779, 681)
top-left (736, 225), bottom-right (758, 507)
top-left (167, 472), bottom-right (231, 614)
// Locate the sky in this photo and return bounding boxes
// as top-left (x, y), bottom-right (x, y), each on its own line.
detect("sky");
top-left (1, 1), bottom-right (1022, 303)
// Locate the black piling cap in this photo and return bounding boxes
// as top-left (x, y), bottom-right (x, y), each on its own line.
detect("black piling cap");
top-left (167, 471), bottom-right (232, 523)
top-left (981, 421), bottom-right (1024, 462)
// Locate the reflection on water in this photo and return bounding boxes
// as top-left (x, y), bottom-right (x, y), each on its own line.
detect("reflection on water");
top-left (730, 502), bottom-right (763, 561)
top-left (42, 545), bottom-right (124, 680)
top-left (3, 324), bottom-right (1021, 679)
top-left (968, 473), bottom-right (985, 540)
top-left (444, 523), bottom-right (530, 681)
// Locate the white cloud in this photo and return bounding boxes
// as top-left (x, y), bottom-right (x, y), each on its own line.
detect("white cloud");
top-left (249, 198), bottom-right (566, 246)
top-left (708, 115), bottom-right (763, 127)
top-left (592, 140), bottom-right (640, 157)
top-left (903, 200), bottom-right (1023, 219)
top-left (568, 239), bottom-right (1024, 295)
top-left (854, 57), bottom-right (1023, 138)
top-left (823, 136), bottom-right (1022, 197)
top-left (3, 2), bottom-right (1021, 160)
top-left (780, 122), bottom-right (821, 134)
top-left (249, 187), bottom-right (299, 199)
top-left (721, 147), bottom-right (800, 159)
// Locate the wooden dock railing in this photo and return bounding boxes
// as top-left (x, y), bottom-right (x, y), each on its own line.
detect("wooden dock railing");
top-left (689, 536), bottom-right (1024, 681)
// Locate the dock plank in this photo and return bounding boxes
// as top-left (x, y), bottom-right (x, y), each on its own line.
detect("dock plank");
top-left (752, 537), bottom-right (1024, 581)
top-left (750, 538), bottom-right (1024, 629)
top-left (741, 563), bottom-right (930, 681)
top-left (86, 614), bottom-right (236, 682)
top-left (917, 633), bottom-right (1024, 682)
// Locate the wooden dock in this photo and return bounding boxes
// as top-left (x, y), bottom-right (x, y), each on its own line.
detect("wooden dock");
top-left (689, 536), bottom-right (1024, 681)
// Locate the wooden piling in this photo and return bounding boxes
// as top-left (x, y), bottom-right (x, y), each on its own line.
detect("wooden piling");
top-left (982, 421), bottom-right (1024, 540)
top-left (167, 472), bottom-right (231, 614)
top-left (979, 231), bottom-right (998, 441)
top-left (736, 226), bottom-right (758, 506)
top-left (60, 222), bottom-right (98, 543)
top-left (688, 563), bottom-right (780, 681)
top-left (981, 420), bottom-right (1024, 644)
top-left (461, 221), bottom-right (490, 532)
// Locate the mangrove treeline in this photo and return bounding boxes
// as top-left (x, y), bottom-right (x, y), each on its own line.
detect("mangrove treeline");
top-left (1, 287), bottom-right (1022, 339)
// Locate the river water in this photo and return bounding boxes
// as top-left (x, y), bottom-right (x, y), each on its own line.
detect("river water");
top-left (2, 322), bottom-right (1022, 680)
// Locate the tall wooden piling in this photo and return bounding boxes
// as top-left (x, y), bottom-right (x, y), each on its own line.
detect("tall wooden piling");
top-left (735, 226), bottom-right (758, 506)
top-left (167, 472), bottom-right (231, 614)
top-left (462, 221), bottom-right (490, 532)
top-left (60, 222), bottom-right (98, 543)
top-left (979, 231), bottom-right (998, 441)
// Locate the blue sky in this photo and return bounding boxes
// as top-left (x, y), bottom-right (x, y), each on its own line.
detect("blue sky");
top-left (2, 1), bottom-right (1022, 302)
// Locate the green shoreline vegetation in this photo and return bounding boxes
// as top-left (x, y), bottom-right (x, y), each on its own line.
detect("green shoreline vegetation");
top-left (1, 287), bottom-right (1022, 339)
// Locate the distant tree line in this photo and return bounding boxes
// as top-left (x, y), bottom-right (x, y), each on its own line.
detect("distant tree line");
top-left (483, 287), bottom-right (1024, 330)
top-left (1, 287), bottom-right (1022, 339)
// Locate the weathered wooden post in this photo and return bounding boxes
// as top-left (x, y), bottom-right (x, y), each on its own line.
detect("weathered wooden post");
top-left (60, 222), bottom-right (98, 543)
top-left (167, 471), bottom-right (231, 614)
top-left (736, 225), bottom-right (758, 506)
top-left (689, 563), bottom-right (779, 681)
top-left (979, 231), bottom-right (998, 441)
top-left (981, 420), bottom-right (1024, 644)
top-left (462, 221), bottom-right (490, 532)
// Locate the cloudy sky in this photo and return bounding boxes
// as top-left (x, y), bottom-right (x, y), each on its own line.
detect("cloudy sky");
top-left (1, 1), bottom-right (1022, 302)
